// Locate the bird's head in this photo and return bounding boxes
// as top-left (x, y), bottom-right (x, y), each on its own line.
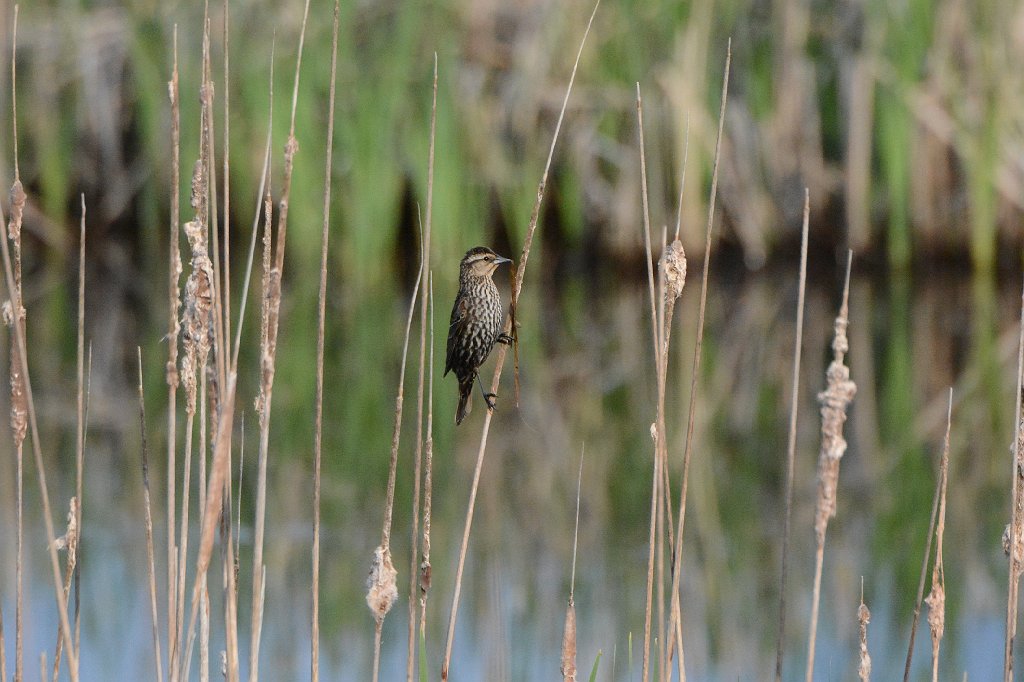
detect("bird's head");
top-left (460, 246), bottom-right (511, 279)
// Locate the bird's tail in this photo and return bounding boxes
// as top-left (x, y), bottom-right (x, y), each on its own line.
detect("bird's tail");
top-left (456, 375), bottom-right (474, 425)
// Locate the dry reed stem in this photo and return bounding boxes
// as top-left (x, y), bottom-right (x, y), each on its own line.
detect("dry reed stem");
top-left (201, 28), bottom-right (215, 669)
top-left (673, 115), bottom-right (690, 243)
top-left (179, 11), bottom-right (264, 676)
top-left (1005, 271), bottom-right (1024, 682)
top-left (774, 189), bottom-right (810, 681)
top-left (136, 349), bottom-right (165, 682)
top-left (166, 27), bottom-right (182, 679)
top-left (418, 274), bottom-right (436, 646)
top-left (222, 0), bottom-right (231, 365)
top-left (806, 253), bottom-right (856, 682)
top-left (667, 43), bottom-right (730, 682)
top-left (9, 9), bottom-right (25, 679)
top-left (177, 111), bottom-right (214, 679)
top-left (183, 371), bottom-right (238, 682)
top-left (561, 453), bottom-right (584, 682)
top-left (9, 4), bottom-right (17, 186)
top-left (656, 237), bottom-right (684, 682)
top-left (216, 58), bottom-right (275, 680)
top-left (311, 3), bottom-right (340, 681)
top-left (407, 55), bottom-right (438, 682)
top-left (369, 259), bottom-right (423, 680)
top-left (220, 498), bottom-right (239, 682)
top-left (201, 577), bottom-right (210, 682)
top-left (903, 390), bottom-right (949, 682)
top-left (49, 497), bottom-right (77, 682)
top-left (201, 18), bottom-right (227, 400)
top-left (178, 172), bottom-right (212, 679)
top-left (635, 82), bottom-right (674, 682)
top-left (1, 18), bottom-right (78, 676)
top-left (925, 390), bottom-right (952, 682)
top-left (232, 43), bottom-right (274, 372)
top-left (73, 194), bottom-right (85, 659)
top-left (249, 4), bottom-right (311, 678)
top-left (440, 5), bottom-right (598, 677)
top-left (221, 435), bottom-right (240, 682)
top-left (858, 581), bottom-right (871, 681)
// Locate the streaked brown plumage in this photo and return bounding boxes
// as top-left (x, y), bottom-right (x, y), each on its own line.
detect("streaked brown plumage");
top-left (445, 246), bottom-right (512, 425)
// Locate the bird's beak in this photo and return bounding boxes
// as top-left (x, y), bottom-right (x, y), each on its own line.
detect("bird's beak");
top-left (495, 255), bottom-right (512, 265)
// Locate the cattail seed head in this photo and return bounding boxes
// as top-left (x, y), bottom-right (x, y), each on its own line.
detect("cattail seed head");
top-left (366, 545), bottom-right (398, 623)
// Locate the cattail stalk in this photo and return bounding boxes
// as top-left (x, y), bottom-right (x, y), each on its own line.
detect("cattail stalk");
top-left (806, 253), bottom-right (856, 682)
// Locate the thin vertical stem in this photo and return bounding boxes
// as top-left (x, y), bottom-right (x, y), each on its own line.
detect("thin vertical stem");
top-left (667, 42), bottom-right (731, 682)
top-left (1005, 271), bottom-right (1024, 681)
top-left (407, 54), bottom-right (438, 682)
top-left (137, 349), bottom-right (165, 682)
top-left (774, 189), bottom-right (810, 681)
top-left (249, 3), bottom-right (310, 677)
top-left (166, 27), bottom-right (181, 681)
top-left (312, 2), bottom-right (340, 679)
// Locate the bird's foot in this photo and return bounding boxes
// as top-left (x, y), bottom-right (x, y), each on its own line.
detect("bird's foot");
top-left (497, 333), bottom-right (514, 345)
top-left (483, 392), bottom-right (498, 410)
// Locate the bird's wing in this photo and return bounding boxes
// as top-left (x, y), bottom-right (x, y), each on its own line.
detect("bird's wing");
top-left (445, 294), bottom-right (470, 376)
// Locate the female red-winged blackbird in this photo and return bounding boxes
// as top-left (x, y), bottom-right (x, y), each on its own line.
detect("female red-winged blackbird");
top-left (445, 246), bottom-right (513, 425)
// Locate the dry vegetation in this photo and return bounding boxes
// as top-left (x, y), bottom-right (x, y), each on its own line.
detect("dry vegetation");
top-left (1, 1), bottom-right (1023, 681)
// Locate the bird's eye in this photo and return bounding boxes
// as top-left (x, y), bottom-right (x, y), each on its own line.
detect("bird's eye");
top-left (485, 256), bottom-right (492, 261)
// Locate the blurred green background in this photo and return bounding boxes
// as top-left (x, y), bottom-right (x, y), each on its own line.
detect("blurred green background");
top-left (0, 0), bottom-right (1023, 679)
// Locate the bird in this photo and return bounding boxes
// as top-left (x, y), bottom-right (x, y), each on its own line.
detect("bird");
top-left (445, 246), bottom-right (513, 425)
